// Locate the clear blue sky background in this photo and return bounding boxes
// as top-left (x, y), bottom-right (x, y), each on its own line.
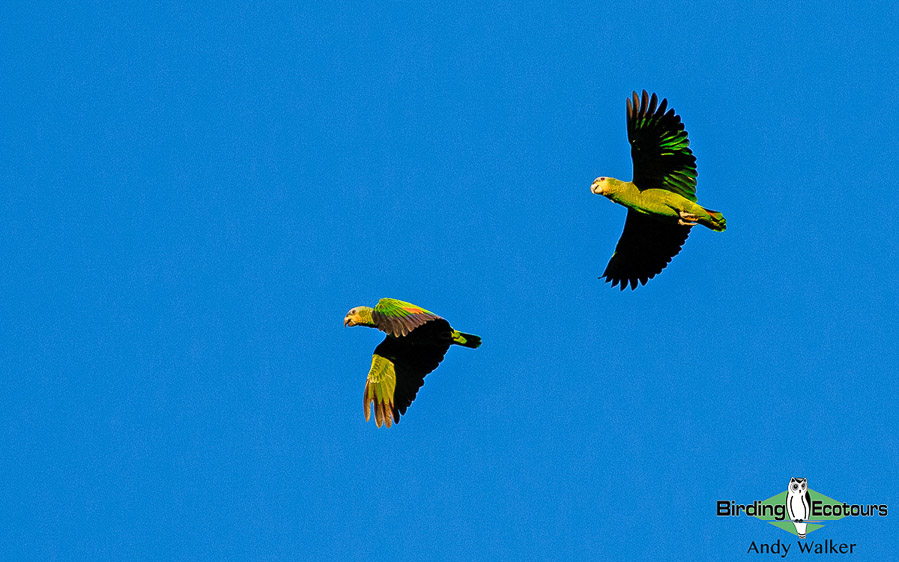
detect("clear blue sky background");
top-left (3, 1), bottom-right (898, 559)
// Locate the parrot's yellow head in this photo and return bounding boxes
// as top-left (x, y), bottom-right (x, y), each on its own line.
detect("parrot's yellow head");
top-left (591, 176), bottom-right (611, 196)
top-left (344, 306), bottom-right (374, 327)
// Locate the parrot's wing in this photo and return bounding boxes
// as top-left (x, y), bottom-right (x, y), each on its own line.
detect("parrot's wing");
top-left (628, 90), bottom-right (697, 202)
top-left (372, 298), bottom-right (442, 338)
top-left (364, 332), bottom-right (450, 427)
top-left (602, 210), bottom-right (692, 289)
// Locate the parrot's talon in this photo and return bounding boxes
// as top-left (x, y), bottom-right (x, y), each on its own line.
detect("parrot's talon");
top-left (677, 211), bottom-right (699, 226)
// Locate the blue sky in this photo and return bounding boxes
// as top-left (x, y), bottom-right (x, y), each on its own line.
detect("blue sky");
top-left (3, 1), bottom-right (898, 559)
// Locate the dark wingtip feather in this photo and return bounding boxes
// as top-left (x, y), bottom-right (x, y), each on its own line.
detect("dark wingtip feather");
top-left (602, 274), bottom-right (644, 290)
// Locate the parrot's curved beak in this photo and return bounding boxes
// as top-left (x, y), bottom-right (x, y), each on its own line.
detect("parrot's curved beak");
top-left (591, 178), bottom-right (605, 195)
top-left (344, 317), bottom-right (350, 327)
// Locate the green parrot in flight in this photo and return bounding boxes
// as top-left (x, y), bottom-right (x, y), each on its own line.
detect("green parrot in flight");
top-left (591, 90), bottom-right (726, 289)
top-left (344, 298), bottom-right (481, 427)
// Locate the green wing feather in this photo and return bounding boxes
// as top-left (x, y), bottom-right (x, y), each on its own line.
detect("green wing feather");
top-left (628, 90), bottom-right (697, 202)
top-left (364, 353), bottom-right (397, 428)
top-left (372, 298), bottom-right (441, 337)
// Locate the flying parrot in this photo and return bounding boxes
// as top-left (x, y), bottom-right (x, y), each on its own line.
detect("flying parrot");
top-left (591, 90), bottom-right (726, 289)
top-left (344, 298), bottom-right (481, 427)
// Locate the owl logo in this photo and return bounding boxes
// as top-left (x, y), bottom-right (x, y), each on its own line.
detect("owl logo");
top-left (786, 477), bottom-right (811, 538)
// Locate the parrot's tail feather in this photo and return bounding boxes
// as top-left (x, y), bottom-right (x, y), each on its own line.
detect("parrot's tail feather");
top-left (702, 209), bottom-right (726, 232)
top-left (452, 330), bottom-right (482, 348)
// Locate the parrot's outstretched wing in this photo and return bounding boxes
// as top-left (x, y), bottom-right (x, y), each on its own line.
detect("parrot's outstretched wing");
top-left (363, 321), bottom-right (452, 427)
top-left (628, 90), bottom-right (697, 201)
top-left (371, 298), bottom-right (442, 338)
top-left (602, 210), bottom-right (692, 289)
top-left (363, 351), bottom-right (398, 428)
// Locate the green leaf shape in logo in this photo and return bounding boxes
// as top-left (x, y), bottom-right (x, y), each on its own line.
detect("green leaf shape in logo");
top-left (754, 489), bottom-right (845, 536)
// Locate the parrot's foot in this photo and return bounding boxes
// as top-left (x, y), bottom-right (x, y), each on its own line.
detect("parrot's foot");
top-left (677, 211), bottom-right (699, 226)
